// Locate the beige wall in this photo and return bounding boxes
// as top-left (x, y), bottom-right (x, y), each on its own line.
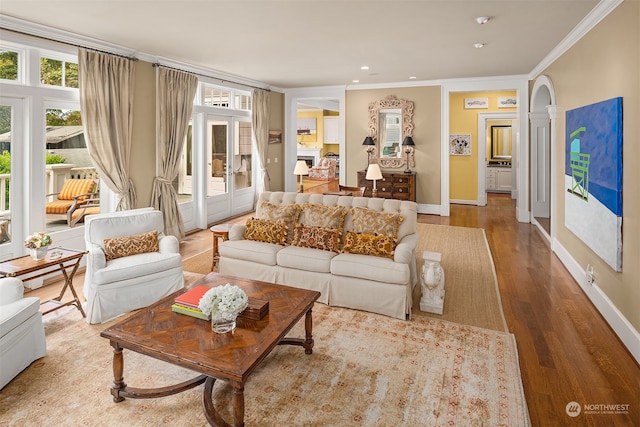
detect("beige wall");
top-left (267, 91), bottom-right (285, 191)
top-left (539, 0), bottom-right (639, 330)
top-left (130, 61), bottom-right (156, 208)
top-left (345, 87), bottom-right (441, 205)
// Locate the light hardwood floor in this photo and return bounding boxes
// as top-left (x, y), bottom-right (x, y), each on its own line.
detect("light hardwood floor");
top-left (28, 181), bottom-right (639, 427)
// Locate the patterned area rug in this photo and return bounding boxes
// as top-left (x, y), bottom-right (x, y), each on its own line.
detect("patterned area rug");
top-left (0, 304), bottom-right (529, 426)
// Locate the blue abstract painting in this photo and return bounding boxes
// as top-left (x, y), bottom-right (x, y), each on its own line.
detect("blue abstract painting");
top-left (565, 97), bottom-right (623, 271)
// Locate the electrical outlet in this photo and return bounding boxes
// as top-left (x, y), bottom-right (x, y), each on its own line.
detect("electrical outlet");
top-left (586, 264), bottom-right (594, 286)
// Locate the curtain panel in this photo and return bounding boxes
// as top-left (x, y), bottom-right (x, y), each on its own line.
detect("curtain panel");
top-left (252, 89), bottom-right (271, 196)
top-left (78, 48), bottom-right (136, 210)
top-left (152, 67), bottom-right (198, 240)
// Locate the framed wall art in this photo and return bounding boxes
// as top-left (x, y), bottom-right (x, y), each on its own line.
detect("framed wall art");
top-left (498, 96), bottom-right (518, 108)
top-left (268, 130), bottom-right (282, 144)
top-left (449, 134), bottom-right (471, 155)
top-left (464, 98), bottom-right (488, 109)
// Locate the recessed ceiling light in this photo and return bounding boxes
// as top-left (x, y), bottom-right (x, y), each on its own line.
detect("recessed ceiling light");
top-left (409, 76), bottom-right (417, 80)
top-left (474, 43), bottom-right (486, 49)
top-left (360, 66), bottom-right (369, 70)
top-left (476, 16), bottom-right (490, 25)
top-left (352, 79), bottom-right (360, 83)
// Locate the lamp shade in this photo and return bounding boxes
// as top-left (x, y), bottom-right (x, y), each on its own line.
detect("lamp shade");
top-left (402, 136), bottom-right (415, 146)
top-left (293, 160), bottom-right (309, 175)
top-left (362, 136), bottom-right (375, 146)
top-left (365, 163), bottom-right (383, 180)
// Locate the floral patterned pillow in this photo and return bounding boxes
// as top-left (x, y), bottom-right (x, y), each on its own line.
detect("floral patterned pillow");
top-left (298, 203), bottom-right (347, 230)
top-left (350, 206), bottom-right (404, 238)
top-left (258, 202), bottom-right (301, 243)
top-left (341, 231), bottom-right (396, 259)
top-left (243, 218), bottom-right (287, 245)
top-left (103, 230), bottom-right (159, 261)
top-left (291, 225), bottom-right (342, 253)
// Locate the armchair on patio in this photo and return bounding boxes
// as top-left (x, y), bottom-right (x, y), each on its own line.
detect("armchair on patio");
top-left (83, 208), bottom-right (184, 324)
top-left (308, 157), bottom-right (337, 181)
top-left (0, 277), bottom-right (47, 389)
top-left (45, 179), bottom-right (98, 227)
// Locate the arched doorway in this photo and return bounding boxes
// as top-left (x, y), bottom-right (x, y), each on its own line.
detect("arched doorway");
top-left (530, 75), bottom-right (557, 241)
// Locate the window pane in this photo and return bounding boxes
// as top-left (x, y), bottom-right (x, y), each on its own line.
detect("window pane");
top-left (235, 121), bottom-right (252, 189)
top-left (41, 58), bottom-right (63, 86)
top-left (208, 120), bottom-right (227, 196)
top-left (64, 62), bottom-right (78, 88)
top-left (0, 50), bottom-right (19, 81)
top-left (45, 108), bottom-right (98, 231)
top-left (0, 104), bottom-right (12, 244)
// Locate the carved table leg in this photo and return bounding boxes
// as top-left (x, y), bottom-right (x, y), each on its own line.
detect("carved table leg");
top-left (203, 377), bottom-right (245, 427)
top-left (304, 308), bottom-right (314, 354)
top-left (110, 342), bottom-right (126, 402)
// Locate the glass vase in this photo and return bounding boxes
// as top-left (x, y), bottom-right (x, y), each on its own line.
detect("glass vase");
top-left (211, 317), bottom-right (236, 334)
top-left (29, 246), bottom-right (49, 261)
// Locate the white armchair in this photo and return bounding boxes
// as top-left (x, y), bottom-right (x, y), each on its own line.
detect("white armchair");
top-left (83, 208), bottom-right (184, 324)
top-left (0, 277), bottom-right (47, 389)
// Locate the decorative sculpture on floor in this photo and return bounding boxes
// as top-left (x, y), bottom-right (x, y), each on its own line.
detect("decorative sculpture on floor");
top-left (420, 251), bottom-right (445, 314)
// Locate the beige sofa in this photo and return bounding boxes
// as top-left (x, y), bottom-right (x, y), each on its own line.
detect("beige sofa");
top-left (219, 192), bottom-right (418, 320)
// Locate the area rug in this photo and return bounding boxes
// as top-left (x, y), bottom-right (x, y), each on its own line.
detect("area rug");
top-left (183, 223), bottom-right (507, 332)
top-left (0, 302), bottom-right (529, 426)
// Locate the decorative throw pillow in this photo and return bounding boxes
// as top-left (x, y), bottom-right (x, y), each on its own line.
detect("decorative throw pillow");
top-left (291, 225), bottom-right (342, 253)
top-left (258, 202), bottom-right (301, 243)
top-left (103, 230), bottom-right (159, 261)
top-left (351, 206), bottom-right (404, 238)
top-left (298, 203), bottom-right (347, 230)
top-left (341, 231), bottom-right (396, 259)
top-left (243, 218), bottom-right (287, 245)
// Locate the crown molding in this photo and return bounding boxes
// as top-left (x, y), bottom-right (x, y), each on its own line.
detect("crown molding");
top-left (528, 0), bottom-right (624, 78)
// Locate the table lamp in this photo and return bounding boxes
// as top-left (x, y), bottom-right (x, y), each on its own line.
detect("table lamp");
top-left (402, 136), bottom-right (415, 173)
top-left (365, 163), bottom-right (383, 197)
top-left (362, 136), bottom-right (375, 170)
top-left (294, 160), bottom-right (309, 193)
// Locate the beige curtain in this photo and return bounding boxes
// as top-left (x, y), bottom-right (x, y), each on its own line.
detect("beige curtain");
top-left (78, 48), bottom-right (136, 210)
top-left (252, 88), bottom-right (271, 195)
top-left (152, 67), bottom-right (198, 240)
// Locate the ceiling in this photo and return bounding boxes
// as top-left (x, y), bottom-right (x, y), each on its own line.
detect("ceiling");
top-left (0, 1), bottom-right (601, 89)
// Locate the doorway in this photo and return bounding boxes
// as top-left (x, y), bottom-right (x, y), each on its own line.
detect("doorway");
top-left (530, 76), bottom-right (556, 240)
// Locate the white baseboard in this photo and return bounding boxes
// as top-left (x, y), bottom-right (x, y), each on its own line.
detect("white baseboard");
top-left (553, 238), bottom-right (640, 364)
top-left (417, 203), bottom-right (441, 215)
top-left (449, 199), bottom-right (477, 205)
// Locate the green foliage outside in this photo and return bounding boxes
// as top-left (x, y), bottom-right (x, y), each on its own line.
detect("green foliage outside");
top-left (46, 153), bottom-right (67, 164)
top-left (0, 151), bottom-right (10, 174)
top-left (0, 51), bottom-right (18, 81)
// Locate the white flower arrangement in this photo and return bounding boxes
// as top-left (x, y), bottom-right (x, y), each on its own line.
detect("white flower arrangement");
top-left (198, 283), bottom-right (249, 321)
top-left (24, 232), bottom-right (52, 249)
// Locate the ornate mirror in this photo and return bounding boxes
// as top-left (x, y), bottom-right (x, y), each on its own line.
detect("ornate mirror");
top-left (368, 95), bottom-right (414, 168)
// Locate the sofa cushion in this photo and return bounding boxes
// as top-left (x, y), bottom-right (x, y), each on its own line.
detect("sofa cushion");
top-left (219, 239), bottom-right (282, 266)
top-left (331, 253), bottom-right (410, 284)
top-left (298, 203), bottom-right (346, 230)
top-left (342, 231), bottom-right (396, 259)
top-left (243, 218), bottom-right (287, 245)
top-left (103, 230), bottom-right (159, 261)
top-left (291, 225), bottom-right (342, 252)
top-left (93, 252), bottom-right (182, 285)
top-left (277, 246), bottom-right (335, 273)
top-left (257, 202), bottom-right (301, 243)
top-left (350, 206), bottom-right (404, 238)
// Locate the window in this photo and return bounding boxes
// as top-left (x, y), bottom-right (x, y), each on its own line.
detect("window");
top-left (40, 56), bottom-right (79, 88)
top-left (0, 50), bottom-right (19, 81)
top-left (204, 87), bottom-right (230, 107)
top-left (235, 93), bottom-right (252, 111)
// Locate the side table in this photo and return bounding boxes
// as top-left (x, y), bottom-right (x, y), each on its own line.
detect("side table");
top-left (210, 224), bottom-right (232, 271)
top-left (0, 247), bottom-right (87, 317)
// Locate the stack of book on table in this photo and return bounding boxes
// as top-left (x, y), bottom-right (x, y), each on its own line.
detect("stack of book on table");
top-left (172, 285), bottom-right (210, 320)
top-left (172, 285), bottom-right (270, 321)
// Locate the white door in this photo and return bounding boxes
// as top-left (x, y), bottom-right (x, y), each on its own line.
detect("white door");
top-left (0, 97), bottom-right (25, 260)
top-left (531, 114), bottom-right (551, 218)
top-left (205, 116), bottom-right (254, 224)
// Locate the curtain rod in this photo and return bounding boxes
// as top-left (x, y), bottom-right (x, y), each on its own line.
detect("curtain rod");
top-left (153, 63), bottom-right (270, 92)
top-left (2, 28), bottom-right (138, 61)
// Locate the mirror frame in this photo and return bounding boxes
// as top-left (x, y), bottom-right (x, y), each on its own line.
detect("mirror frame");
top-left (490, 125), bottom-right (513, 160)
top-left (368, 95), bottom-right (415, 168)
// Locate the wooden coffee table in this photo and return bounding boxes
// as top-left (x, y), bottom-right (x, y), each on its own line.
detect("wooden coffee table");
top-left (100, 273), bottom-right (320, 427)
